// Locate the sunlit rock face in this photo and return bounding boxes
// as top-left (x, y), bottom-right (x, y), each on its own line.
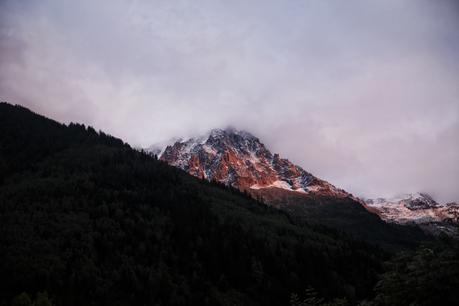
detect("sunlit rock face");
top-left (160, 128), bottom-right (350, 198)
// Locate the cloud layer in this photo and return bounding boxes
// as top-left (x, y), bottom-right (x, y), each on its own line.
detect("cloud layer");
top-left (1, 0), bottom-right (458, 201)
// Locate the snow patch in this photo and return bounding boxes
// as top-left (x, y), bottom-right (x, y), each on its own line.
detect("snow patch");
top-left (251, 180), bottom-right (295, 191)
top-left (272, 180), bottom-right (293, 189)
top-left (202, 144), bottom-right (217, 155)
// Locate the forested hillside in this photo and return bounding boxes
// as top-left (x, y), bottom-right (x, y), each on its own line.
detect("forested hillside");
top-left (0, 103), bottom-right (458, 306)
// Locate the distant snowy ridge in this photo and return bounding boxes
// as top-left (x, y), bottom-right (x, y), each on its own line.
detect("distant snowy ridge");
top-left (365, 192), bottom-right (459, 226)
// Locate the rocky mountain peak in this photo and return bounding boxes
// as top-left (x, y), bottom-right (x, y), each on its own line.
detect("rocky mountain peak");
top-left (402, 193), bottom-right (439, 210)
top-left (159, 128), bottom-right (350, 198)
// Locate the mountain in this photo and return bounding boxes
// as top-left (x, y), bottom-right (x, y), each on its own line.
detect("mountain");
top-left (160, 128), bottom-right (350, 198)
top-left (157, 128), bottom-right (428, 249)
top-left (0, 102), bottom-right (392, 305)
top-left (365, 193), bottom-right (459, 236)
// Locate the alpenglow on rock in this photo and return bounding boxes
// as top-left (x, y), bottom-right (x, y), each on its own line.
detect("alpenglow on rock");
top-left (159, 128), bottom-right (349, 197)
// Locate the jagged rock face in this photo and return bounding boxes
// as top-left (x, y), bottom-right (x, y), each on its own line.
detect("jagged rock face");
top-left (160, 128), bottom-right (350, 198)
top-left (403, 193), bottom-right (438, 210)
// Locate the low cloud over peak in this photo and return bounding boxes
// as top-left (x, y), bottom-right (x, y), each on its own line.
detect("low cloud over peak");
top-left (1, 0), bottom-right (458, 202)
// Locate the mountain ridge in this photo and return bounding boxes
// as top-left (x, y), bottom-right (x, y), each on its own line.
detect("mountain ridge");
top-left (159, 127), bottom-right (353, 199)
top-left (365, 192), bottom-right (459, 236)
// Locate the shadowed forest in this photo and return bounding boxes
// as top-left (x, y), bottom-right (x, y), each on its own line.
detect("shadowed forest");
top-left (1, 103), bottom-right (458, 306)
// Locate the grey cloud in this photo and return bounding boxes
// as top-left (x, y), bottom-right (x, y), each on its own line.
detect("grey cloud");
top-left (1, 0), bottom-right (458, 202)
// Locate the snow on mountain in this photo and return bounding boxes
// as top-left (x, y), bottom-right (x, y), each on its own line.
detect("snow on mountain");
top-left (159, 128), bottom-right (350, 198)
top-left (365, 193), bottom-right (459, 225)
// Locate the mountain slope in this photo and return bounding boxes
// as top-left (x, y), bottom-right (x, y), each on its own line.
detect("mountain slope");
top-left (0, 102), bottom-right (389, 305)
top-left (158, 128), bottom-right (428, 249)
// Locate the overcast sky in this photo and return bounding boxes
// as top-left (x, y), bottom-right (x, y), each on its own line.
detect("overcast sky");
top-left (1, 0), bottom-right (458, 202)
